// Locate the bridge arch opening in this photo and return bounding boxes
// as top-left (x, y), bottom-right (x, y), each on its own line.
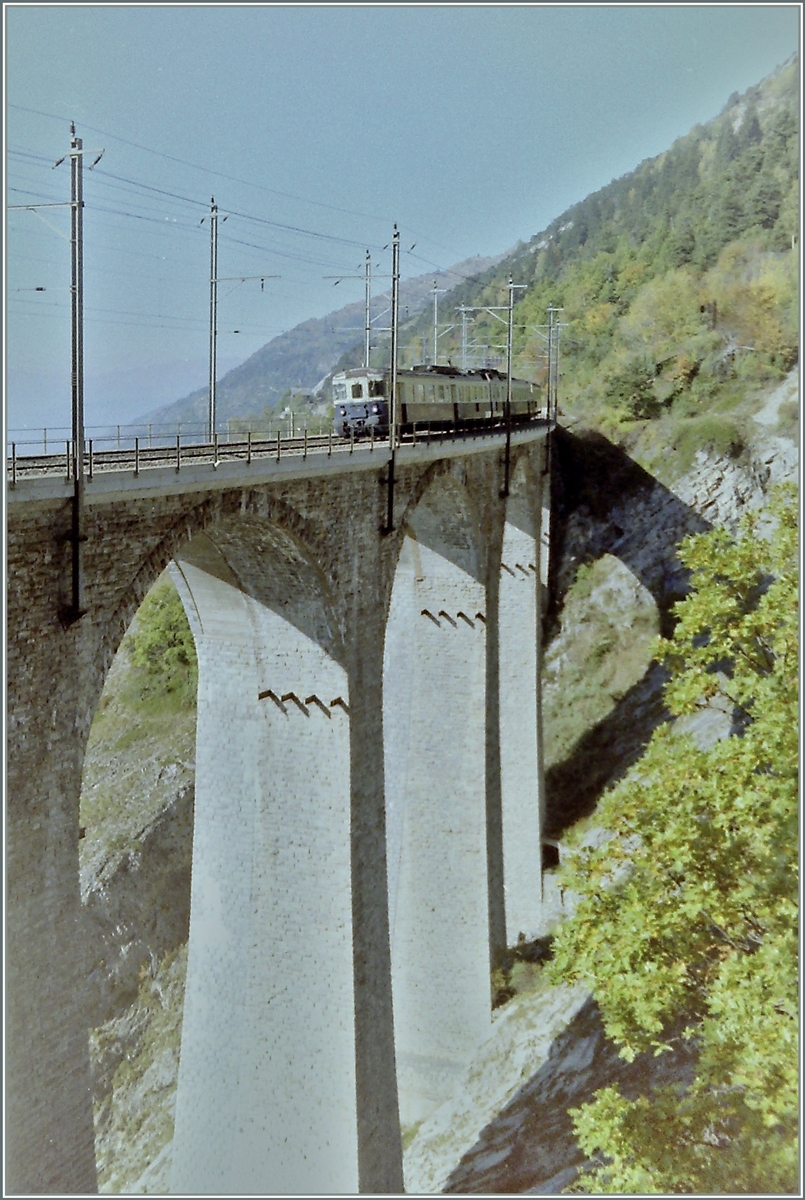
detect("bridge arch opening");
top-left (79, 508), bottom-right (362, 1194)
top-left (540, 549), bottom-right (661, 917)
top-left (78, 563), bottom-right (198, 1191)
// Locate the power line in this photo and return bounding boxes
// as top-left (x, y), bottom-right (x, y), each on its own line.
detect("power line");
top-left (8, 101), bottom-right (392, 226)
top-left (223, 204), bottom-right (382, 250)
top-left (8, 118), bottom-right (507, 413)
top-left (7, 299), bottom-right (282, 337)
top-left (9, 107), bottom-right (476, 267)
top-left (91, 166), bottom-right (210, 210)
top-left (219, 230), bottom-right (356, 271)
top-left (405, 248), bottom-right (494, 285)
top-left (11, 147), bottom-right (388, 257)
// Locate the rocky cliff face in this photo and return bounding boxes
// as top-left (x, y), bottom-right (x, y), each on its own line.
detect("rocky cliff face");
top-left (81, 368), bottom-right (797, 1192)
top-left (79, 608), bottom-right (195, 1193)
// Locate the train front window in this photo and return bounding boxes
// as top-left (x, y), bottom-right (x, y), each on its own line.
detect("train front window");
top-left (351, 382), bottom-right (364, 399)
top-left (369, 379), bottom-right (385, 397)
top-left (333, 383), bottom-right (347, 402)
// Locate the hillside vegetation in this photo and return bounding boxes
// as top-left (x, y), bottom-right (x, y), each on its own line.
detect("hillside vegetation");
top-left (404, 55), bottom-right (798, 478)
top-left (550, 485), bottom-right (798, 1193)
top-left (150, 58), bottom-right (798, 460)
top-left (80, 577), bottom-right (198, 1192)
top-left (81, 577), bottom-right (197, 879)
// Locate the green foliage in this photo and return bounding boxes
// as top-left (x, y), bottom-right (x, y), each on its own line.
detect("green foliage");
top-left (602, 356), bottom-right (660, 419)
top-left (548, 486), bottom-right (798, 1193)
top-left (124, 578), bottom-right (198, 709)
top-left (80, 576), bottom-right (197, 859)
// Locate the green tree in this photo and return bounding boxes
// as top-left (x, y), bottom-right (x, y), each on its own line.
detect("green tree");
top-left (548, 485), bottom-right (798, 1194)
top-left (602, 356), bottom-right (659, 419)
top-left (125, 578), bottom-right (198, 707)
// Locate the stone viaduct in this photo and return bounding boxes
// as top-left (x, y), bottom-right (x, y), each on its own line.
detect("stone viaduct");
top-left (7, 427), bottom-right (550, 1194)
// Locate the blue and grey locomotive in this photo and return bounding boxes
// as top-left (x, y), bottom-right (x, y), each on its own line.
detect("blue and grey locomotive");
top-left (332, 369), bottom-right (388, 438)
top-left (332, 364), bottom-right (541, 438)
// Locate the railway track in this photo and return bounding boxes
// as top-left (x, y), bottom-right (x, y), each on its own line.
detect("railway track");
top-left (8, 431), bottom-right (341, 482)
top-left (7, 419), bottom-right (546, 484)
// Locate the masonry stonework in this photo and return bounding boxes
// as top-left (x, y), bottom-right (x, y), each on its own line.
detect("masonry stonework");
top-left (6, 433), bottom-right (548, 1194)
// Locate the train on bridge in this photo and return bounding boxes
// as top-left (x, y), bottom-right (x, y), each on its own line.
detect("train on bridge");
top-left (332, 364), bottom-right (542, 439)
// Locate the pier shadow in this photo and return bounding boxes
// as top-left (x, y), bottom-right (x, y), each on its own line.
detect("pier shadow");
top-left (442, 997), bottom-right (696, 1194)
top-left (443, 429), bottom-right (748, 1193)
top-left (544, 662), bottom-right (670, 840)
top-left (546, 427), bottom-right (711, 639)
top-left (542, 427), bottom-right (713, 837)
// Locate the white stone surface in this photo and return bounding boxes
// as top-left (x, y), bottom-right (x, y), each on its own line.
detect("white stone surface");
top-left (385, 535), bottom-right (491, 1130)
top-left (169, 554), bottom-right (357, 1194)
top-left (499, 519), bottom-right (543, 943)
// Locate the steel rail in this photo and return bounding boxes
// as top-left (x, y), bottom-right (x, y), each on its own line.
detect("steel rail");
top-left (6, 417), bottom-right (550, 482)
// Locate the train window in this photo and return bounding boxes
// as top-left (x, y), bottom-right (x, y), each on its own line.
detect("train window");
top-left (333, 383), bottom-right (347, 401)
top-left (369, 379), bottom-right (385, 397)
top-left (351, 382), bottom-right (364, 399)
top-left (437, 384), bottom-right (445, 400)
top-left (415, 383), bottom-right (425, 403)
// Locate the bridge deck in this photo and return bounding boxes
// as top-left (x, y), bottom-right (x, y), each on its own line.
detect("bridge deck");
top-left (7, 421), bottom-right (551, 504)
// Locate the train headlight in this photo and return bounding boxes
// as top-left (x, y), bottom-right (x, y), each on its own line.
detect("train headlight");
top-left (371, 404), bottom-right (379, 414)
top-left (339, 406), bottom-right (347, 415)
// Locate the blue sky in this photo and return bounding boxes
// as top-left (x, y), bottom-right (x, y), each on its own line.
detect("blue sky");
top-left (5, 4), bottom-right (800, 432)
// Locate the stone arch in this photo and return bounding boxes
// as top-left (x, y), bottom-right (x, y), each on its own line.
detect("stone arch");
top-left (543, 549), bottom-right (664, 844)
top-left (541, 428), bottom-right (711, 844)
top-left (383, 469), bottom-right (491, 1134)
top-left (97, 496), bottom-right (221, 684)
top-left (79, 492), bottom-right (364, 1194)
top-left (394, 458), bottom-right (488, 585)
top-left (80, 490), bottom-right (348, 836)
top-left (99, 487), bottom-right (342, 694)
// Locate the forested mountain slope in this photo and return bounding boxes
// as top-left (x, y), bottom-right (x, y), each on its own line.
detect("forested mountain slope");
top-left (407, 53), bottom-right (798, 472)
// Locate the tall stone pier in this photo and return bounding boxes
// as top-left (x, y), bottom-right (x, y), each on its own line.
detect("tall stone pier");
top-left (5, 430), bottom-right (549, 1193)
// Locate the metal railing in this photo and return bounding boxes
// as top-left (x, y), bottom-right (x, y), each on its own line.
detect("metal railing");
top-left (5, 417), bottom-right (334, 456)
top-left (7, 412), bottom-right (551, 487)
